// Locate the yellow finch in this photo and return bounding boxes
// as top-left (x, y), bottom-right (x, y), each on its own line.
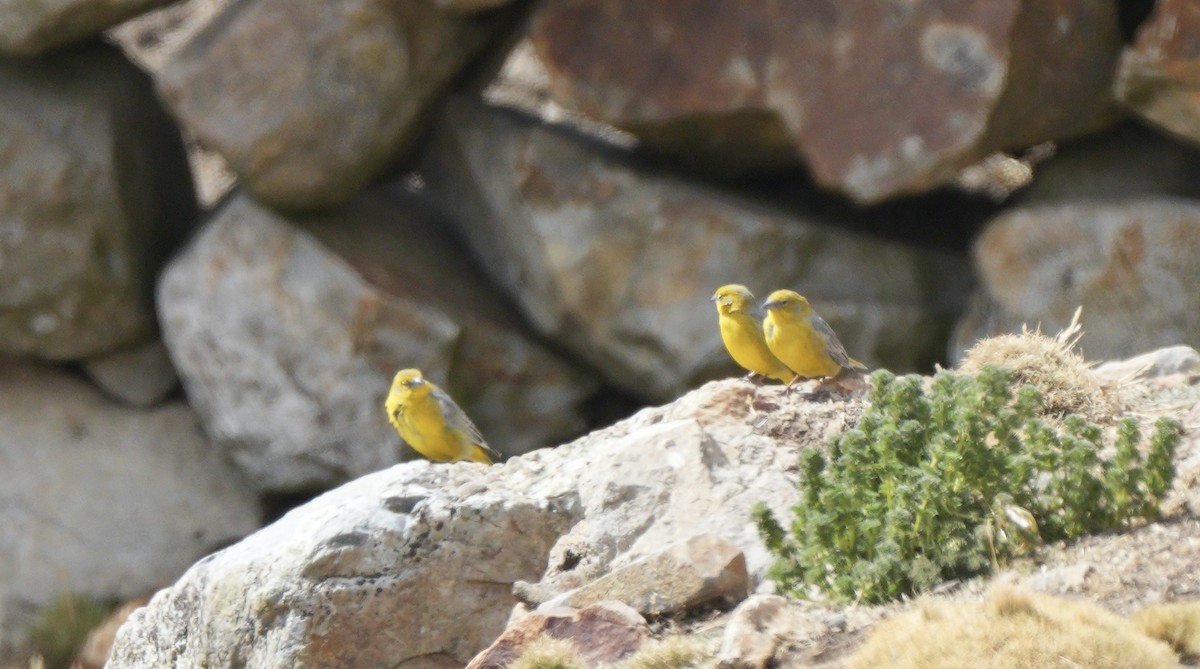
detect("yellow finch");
top-left (711, 284), bottom-right (793, 383)
top-left (761, 289), bottom-right (866, 393)
top-left (385, 368), bottom-right (499, 464)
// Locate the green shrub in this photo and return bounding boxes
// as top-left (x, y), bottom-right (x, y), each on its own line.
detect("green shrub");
top-left (756, 366), bottom-right (1181, 604)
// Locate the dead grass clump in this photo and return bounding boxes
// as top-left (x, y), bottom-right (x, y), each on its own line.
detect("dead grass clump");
top-left (958, 308), bottom-right (1117, 422)
top-left (509, 636), bottom-right (587, 669)
top-left (848, 587), bottom-right (1182, 669)
top-left (620, 635), bottom-right (713, 669)
top-left (1133, 601), bottom-right (1200, 662)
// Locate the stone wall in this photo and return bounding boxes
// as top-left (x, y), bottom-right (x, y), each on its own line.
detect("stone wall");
top-left (3, 0), bottom-right (1199, 653)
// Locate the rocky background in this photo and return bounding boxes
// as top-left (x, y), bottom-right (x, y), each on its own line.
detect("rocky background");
top-left (2, 0), bottom-right (1200, 664)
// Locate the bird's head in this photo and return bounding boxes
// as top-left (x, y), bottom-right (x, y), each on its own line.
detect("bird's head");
top-left (762, 289), bottom-right (811, 317)
top-left (389, 368), bottom-right (431, 401)
top-left (711, 284), bottom-right (755, 315)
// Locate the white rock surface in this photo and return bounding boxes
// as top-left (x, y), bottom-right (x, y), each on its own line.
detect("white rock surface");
top-left (108, 379), bottom-right (836, 668)
top-left (1093, 345), bottom-right (1200, 382)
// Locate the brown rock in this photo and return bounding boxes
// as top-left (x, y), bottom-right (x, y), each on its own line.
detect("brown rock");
top-left (155, 0), bottom-right (512, 211)
top-left (527, 0), bottom-right (1122, 202)
top-left (466, 602), bottom-right (648, 669)
top-left (952, 199), bottom-right (1200, 362)
top-left (0, 0), bottom-right (176, 55)
top-left (422, 98), bottom-right (969, 400)
top-left (551, 534), bottom-right (749, 616)
top-left (717, 594), bottom-right (863, 669)
top-left (0, 44), bottom-right (196, 360)
top-left (1115, 0), bottom-right (1200, 144)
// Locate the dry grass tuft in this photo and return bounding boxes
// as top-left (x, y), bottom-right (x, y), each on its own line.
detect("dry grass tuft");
top-left (620, 635), bottom-right (713, 669)
top-left (958, 308), bottom-right (1117, 422)
top-left (848, 587), bottom-right (1182, 669)
top-left (509, 636), bottom-right (587, 669)
top-left (1133, 601), bottom-right (1200, 662)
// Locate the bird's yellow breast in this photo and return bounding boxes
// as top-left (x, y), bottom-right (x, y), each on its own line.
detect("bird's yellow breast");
top-left (387, 391), bottom-right (476, 463)
top-left (764, 311), bottom-right (843, 378)
top-left (719, 312), bottom-right (792, 383)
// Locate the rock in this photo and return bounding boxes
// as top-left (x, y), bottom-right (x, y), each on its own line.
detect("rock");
top-left (1114, 0), bottom-right (1200, 144)
top-left (717, 595), bottom-right (791, 669)
top-left (514, 380), bottom-right (855, 599)
top-left (158, 189), bottom-right (596, 493)
top-left (717, 594), bottom-right (867, 669)
top-left (525, 0), bottom-right (1122, 202)
top-left (0, 0), bottom-right (177, 55)
top-left (1093, 346), bottom-right (1200, 383)
top-left (108, 459), bottom-right (581, 669)
top-left (155, 0), bottom-right (514, 211)
top-left (0, 359), bottom-right (260, 648)
top-left (952, 199), bottom-right (1200, 363)
top-left (1015, 122), bottom-right (1200, 204)
top-left (466, 602), bottom-right (648, 669)
top-left (107, 378), bottom-right (845, 667)
top-left (421, 99), bottom-right (970, 400)
top-left (546, 534), bottom-right (749, 616)
top-left (0, 44), bottom-right (196, 360)
top-left (82, 340), bottom-right (179, 407)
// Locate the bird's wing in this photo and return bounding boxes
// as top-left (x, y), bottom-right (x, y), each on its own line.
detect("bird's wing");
top-left (432, 387), bottom-right (501, 460)
top-left (810, 313), bottom-right (854, 368)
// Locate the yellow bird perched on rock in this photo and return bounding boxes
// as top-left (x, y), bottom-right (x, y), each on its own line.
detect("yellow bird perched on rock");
top-left (711, 284), bottom-right (793, 384)
top-left (385, 368), bottom-right (499, 464)
top-left (761, 289), bottom-right (867, 393)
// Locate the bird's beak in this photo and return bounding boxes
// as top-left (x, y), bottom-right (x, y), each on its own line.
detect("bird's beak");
top-left (709, 295), bottom-right (719, 303)
top-left (762, 300), bottom-right (780, 311)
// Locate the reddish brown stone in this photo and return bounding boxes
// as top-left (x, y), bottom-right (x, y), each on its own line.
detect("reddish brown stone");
top-left (465, 602), bottom-right (648, 669)
top-left (1115, 0), bottom-right (1200, 142)
top-left (528, 0), bottom-right (1121, 202)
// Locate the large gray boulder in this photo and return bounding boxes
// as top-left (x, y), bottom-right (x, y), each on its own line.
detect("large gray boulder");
top-left (0, 359), bottom-right (260, 648)
top-left (158, 190), bottom-right (597, 494)
top-left (0, 44), bottom-right (196, 360)
top-left (154, 0), bottom-right (515, 211)
top-left (952, 198), bottom-right (1200, 362)
top-left (422, 99), bottom-right (970, 400)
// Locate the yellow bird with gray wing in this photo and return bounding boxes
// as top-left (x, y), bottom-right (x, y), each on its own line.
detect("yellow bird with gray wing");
top-left (761, 289), bottom-right (866, 393)
top-left (385, 368), bottom-right (499, 464)
top-left (712, 284), bottom-right (793, 383)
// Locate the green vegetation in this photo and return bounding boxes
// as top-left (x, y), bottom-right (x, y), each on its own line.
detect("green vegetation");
top-left (756, 366), bottom-right (1181, 604)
